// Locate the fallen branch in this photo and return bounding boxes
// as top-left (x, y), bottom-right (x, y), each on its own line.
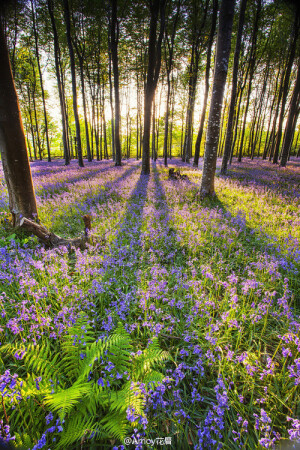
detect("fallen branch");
top-left (19, 216), bottom-right (95, 250)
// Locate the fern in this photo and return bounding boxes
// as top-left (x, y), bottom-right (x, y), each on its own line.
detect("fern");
top-left (55, 416), bottom-right (107, 449)
top-left (59, 312), bottom-right (95, 381)
top-left (0, 341), bottom-right (60, 380)
top-left (44, 381), bottom-right (92, 419)
top-left (100, 411), bottom-right (130, 441)
top-left (5, 319), bottom-right (169, 449)
top-left (133, 338), bottom-right (169, 380)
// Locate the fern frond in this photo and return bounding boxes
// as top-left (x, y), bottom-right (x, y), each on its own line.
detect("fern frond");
top-left (79, 325), bottom-right (132, 381)
top-left (0, 342), bottom-right (60, 380)
top-left (109, 381), bottom-right (145, 416)
top-left (59, 313), bottom-right (95, 380)
top-left (44, 381), bottom-right (92, 419)
top-left (100, 411), bottom-right (130, 441)
top-left (133, 338), bottom-right (169, 380)
top-left (143, 369), bottom-right (165, 385)
top-left (56, 415), bottom-right (107, 449)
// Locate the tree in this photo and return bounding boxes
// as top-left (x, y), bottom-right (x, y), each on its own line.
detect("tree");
top-left (73, 11), bottom-right (92, 162)
top-left (30, 0), bottom-right (51, 162)
top-left (0, 18), bottom-right (38, 226)
top-left (182, 0), bottom-right (209, 163)
top-left (220, 0), bottom-right (247, 174)
top-left (47, 0), bottom-right (70, 165)
top-left (110, 0), bottom-right (122, 166)
top-left (199, 0), bottom-right (235, 198)
top-left (272, 5), bottom-right (299, 164)
top-left (280, 57), bottom-right (300, 167)
top-left (141, 0), bottom-right (166, 175)
top-left (237, 0), bottom-right (261, 162)
top-left (193, 0), bottom-right (218, 167)
top-left (63, 0), bottom-right (84, 167)
top-left (163, 0), bottom-right (181, 167)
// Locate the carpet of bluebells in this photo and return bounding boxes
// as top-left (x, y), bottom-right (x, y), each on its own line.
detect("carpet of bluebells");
top-left (0, 156), bottom-right (299, 449)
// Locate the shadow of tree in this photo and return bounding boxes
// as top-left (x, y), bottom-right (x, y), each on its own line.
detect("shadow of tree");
top-left (94, 173), bottom-right (150, 332)
top-left (47, 163), bottom-right (141, 237)
top-left (154, 161), bottom-right (299, 304)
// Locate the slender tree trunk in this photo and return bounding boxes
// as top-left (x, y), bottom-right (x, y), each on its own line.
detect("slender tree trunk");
top-left (31, 0), bottom-right (51, 162)
top-left (110, 0), bottom-right (122, 166)
top-left (273, 10), bottom-right (299, 164)
top-left (63, 0), bottom-right (83, 167)
top-left (294, 128), bottom-right (300, 156)
top-left (47, 0), bottom-right (70, 165)
top-left (0, 20), bottom-right (38, 226)
top-left (108, 51), bottom-right (115, 161)
top-left (163, 78), bottom-right (170, 166)
top-left (280, 58), bottom-right (300, 167)
top-left (163, 0), bottom-right (180, 167)
top-left (31, 78), bottom-right (42, 160)
top-left (169, 80), bottom-right (175, 159)
top-left (199, 0), bottom-right (235, 197)
top-left (194, 0), bottom-right (218, 167)
top-left (142, 0), bottom-right (166, 175)
top-left (237, 0), bottom-right (261, 162)
top-left (152, 93), bottom-right (156, 160)
top-left (262, 76), bottom-right (278, 159)
top-left (27, 88), bottom-right (37, 160)
top-left (78, 57), bottom-right (92, 161)
top-left (220, 0), bottom-right (247, 173)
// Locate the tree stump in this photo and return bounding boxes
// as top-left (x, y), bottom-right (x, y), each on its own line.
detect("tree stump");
top-left (168, 168), bottom-right (189, 181)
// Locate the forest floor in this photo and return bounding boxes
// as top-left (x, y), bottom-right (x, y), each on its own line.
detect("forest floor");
top-left (0, 157), bottom-right (299, 449)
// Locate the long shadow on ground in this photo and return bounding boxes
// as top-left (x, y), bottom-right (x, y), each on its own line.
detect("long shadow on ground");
top-left (48, 163), bottom-right (141, 237)
top-left (94, 173), bottom-right (150, 334)
top-left (36, 163), bottom-right (116, 199)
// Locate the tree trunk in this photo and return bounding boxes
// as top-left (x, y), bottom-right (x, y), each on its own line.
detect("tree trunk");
top-left (0, 20), bottom-right (38, 226)
top-left (142, 0), bottom-right (166, 175)
top-left (152, 93), bottom-right (156, 160)
top-left (280, 58), bottom-right (300, 167)
top-left (31, 0), bottom-right (51, 162)
top-left (78, 57), bottom-right (92, 162)
top-left (163, 78), bottom-right (170, 166)
top-left (220, 0), bottom-right (247, 174)
top-left (47, 0), bottom-right (70, 165)
top-left (273, 10), bottom-right (299, 164)
top-left (31, 73), bottom-right (42, 160)
top-left (194, 0), bottom-right (218, 167)
top-left (163, 0), bottom-right (180, 167)
top-left (63, 0), bottom-right (83, 167)
top-left (237, 0), bottom-right (261, 162)
top-left (110, 0), bottom-right (122, 166)
top-left (199, 0), bottom-right (235, 197)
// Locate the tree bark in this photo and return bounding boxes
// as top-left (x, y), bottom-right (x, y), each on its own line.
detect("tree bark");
top-left (110, 0), bottom-right (122, 166)
top-left (220, 0), bottom-right (247, 174)
top-left (142, 0), bottom-right (166, 175)
top-left (63, 0), bottom-right (84, 167)
top-left (273, 10), bottom-right (299, 164)
top-left (31, 0), bottom-right (51, 162)
top-left (194, 0), bottom-right (218, 167)
top-left (47, 0), bottom-right (70, 165)
top-left (78, 54), bottom-right (92, 162)
top-left (237, 0), bottom-right (261, 162)
top-left (0, 20), bottom-right (38, 226)
top-left (163, 0), bottom-right (180, 167)
top-left (199, 0), bottom-right (235, 197)
top-left (280, 58), bottom-right (300, 167)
